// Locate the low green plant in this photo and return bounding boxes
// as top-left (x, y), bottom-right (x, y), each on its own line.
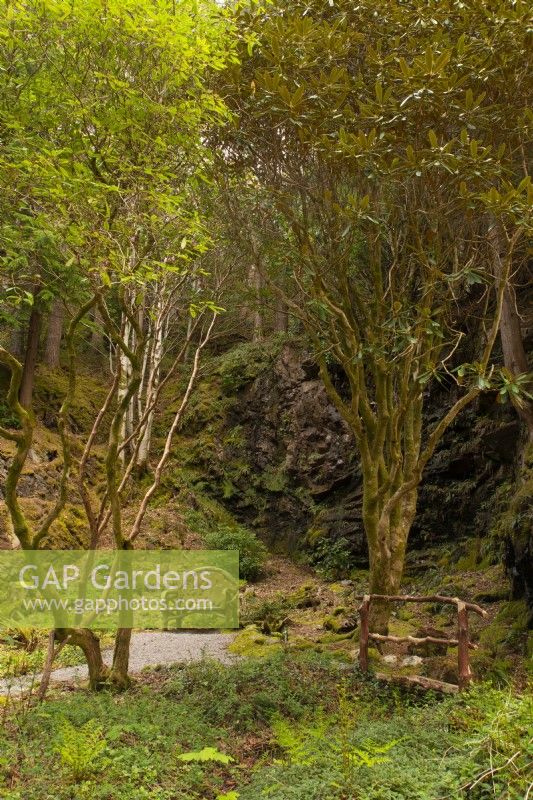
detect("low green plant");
top-left (271, 682), bottom-right (398, 796)
top-left (306, 535), bottom-right (355, 580)
top-left (2, 652), bottom-right (530, 800)
top-left (55, 718), bottom-right (107, 783)
top-left (177, 747), bottom-right (234, 765)
top-left (0, 400), bottom-right (20, 429)
top-left (238, 675), bottom-right (532, 799)
top-left (203, 524), bottom-right (268, 581)
top-left (272, 712), bottom-right (332, 765)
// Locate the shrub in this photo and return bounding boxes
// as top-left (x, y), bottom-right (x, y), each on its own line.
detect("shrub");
top-left (203, 524), bottom-right (267, 582)
top-left (216, 336), bottom-right (288, 394)
top-left (306, 536), bottom-right (355, 580)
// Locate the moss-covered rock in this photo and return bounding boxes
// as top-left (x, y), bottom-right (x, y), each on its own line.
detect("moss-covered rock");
top-left (228, 626), bottom-right (283, 658)
top-left (287, 582), bottom-right (320, 609)
top-left (323, 613), bottom-right (357, 634)
top-left (492, 442), bottom-right (533, 619)
top-left (34, 367), bottom-right (108, 435)
top-left (317, 631), bottom-right (355, 645)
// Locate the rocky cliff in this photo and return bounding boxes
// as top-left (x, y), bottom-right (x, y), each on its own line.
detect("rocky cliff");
top-left (179, 337), bottom-right (530, 605)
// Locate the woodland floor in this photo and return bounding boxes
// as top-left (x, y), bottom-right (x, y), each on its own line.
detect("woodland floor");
top-left (0, 551), bottom-right (528, 694)
top-left (0, 556), bottom-right (531, 799)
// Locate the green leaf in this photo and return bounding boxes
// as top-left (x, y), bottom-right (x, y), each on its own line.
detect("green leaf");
top-left (399, 57), bottom-right (411, 78)
top-left (177, 747), bottom-right (234, 764)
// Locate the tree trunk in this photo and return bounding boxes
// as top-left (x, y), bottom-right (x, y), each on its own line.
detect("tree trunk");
top-left (136, 306), bottom-right (164, 475)
top-left (9, 324), bottom-right (25, 359)
top-left (56, 628), bottom-right (109, 690)
top-left (91, 306), bottom-right (104, 353)
top-left (38, 630), bottom-right (66, 701)
top-left (43, 299), bottom-right (64, 369)
top-left (274, 297), bottom-right (288, 333)
top-left (500, 285), bottom-right (533, 438)
top-left (118, 318), bottom-right (134, 465)
top-left (249, 263), bottom-right (263, 341)
top-left (19, 292), bottom-right (43, 409)
top-left (490, 221), bottom-right (533, 438)
top-left (366, 490), bottom-right (418, 633)
top-left (108, 627), bottom-right (132, 689)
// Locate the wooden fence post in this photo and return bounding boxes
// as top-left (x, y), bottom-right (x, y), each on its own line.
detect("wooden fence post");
top-left (359, 595), bottom-right (370, 673)
top-left (457, 601), bottom-right (471, 691)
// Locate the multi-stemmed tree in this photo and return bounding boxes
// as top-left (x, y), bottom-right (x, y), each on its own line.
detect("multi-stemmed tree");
top-left (224, 0), bottom-right (532, 630)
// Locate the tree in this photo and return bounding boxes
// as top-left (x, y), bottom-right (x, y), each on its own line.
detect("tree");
top-left (224, 0), bottom-right (532, 630)
top-left (0, 0), bottom-right (234, 686)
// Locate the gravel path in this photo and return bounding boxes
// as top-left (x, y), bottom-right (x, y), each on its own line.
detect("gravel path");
top-left (0, 631), bottom-right (237, 695)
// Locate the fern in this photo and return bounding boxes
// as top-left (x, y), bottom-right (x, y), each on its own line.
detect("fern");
top-left (348, 739), bottom-right (400, 767)
top-left (55, 718), bottom-right (106, 783)
top-left (272, 699), bottom-right (399, 796)
top-left (272, 712), bottom-right (333, 766)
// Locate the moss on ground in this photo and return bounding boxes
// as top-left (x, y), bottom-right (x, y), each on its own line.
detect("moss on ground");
top-left (34, 366), bottom-right (109, 435)
top-left (228, 626), bottom-right (283, 658)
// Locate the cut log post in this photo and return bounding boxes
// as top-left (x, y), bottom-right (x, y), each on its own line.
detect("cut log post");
top-left (359, 595), bottom-right (370, 673)
top-left (457, 601), bottom-right (471, 690)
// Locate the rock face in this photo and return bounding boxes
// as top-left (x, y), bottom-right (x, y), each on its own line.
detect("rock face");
top-left (502, 444), bottom-right (533, 623)
top-left (219, 344), bottom-right (366, 558)
top-left (212, 342), bottom-right (525, 576)
top-left (238, 346), bottom-right (355, 496)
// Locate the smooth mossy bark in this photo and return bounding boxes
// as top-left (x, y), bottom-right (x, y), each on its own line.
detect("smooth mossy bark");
top-left (56, 629), bottom-right (109, 690)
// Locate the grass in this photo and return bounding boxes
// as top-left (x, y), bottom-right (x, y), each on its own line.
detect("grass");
top-left (0, 652), bottom-right (531, 800)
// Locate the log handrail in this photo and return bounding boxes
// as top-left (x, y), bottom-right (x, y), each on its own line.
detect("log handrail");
top-left (369, 632), bottom-right (478, 650)
top-left (357, 592), bottom-right (485, 691)
top-left (354, 593), bottom-right (487, 618)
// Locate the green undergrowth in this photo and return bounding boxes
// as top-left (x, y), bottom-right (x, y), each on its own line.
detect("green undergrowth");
top-left (214, 334), bottom-right (291, 395)
top-left (201, 524), bottom-right (267, 582)
top-left (1, 653), bottom-right (530, 800)
top-left (156, 467), bottom-right (268, 580)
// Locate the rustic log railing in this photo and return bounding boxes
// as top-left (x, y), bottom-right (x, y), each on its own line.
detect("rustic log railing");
top-left (356, 593), bottom-right (488, 691)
